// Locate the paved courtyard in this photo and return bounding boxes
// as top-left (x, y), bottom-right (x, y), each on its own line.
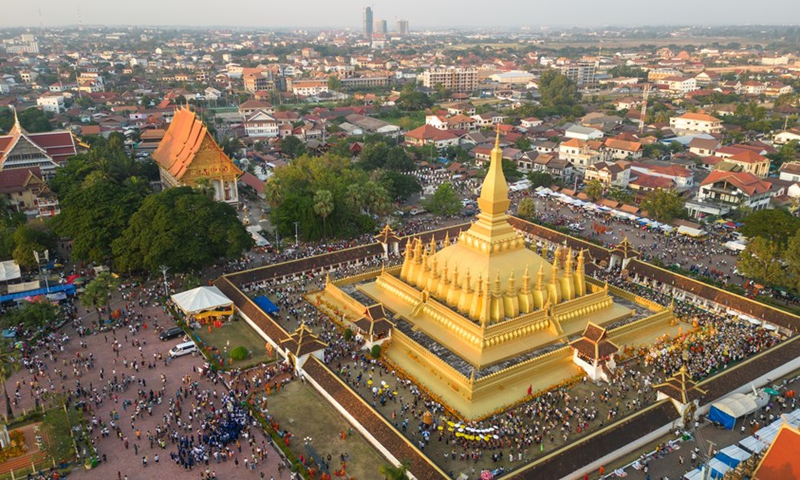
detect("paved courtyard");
top-left (7, 292), bottom-right (284, 480)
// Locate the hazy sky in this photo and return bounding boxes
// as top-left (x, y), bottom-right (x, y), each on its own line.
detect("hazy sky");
top-left (2, 0), bottom-right (800, 29)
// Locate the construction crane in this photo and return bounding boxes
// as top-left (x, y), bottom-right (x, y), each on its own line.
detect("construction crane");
top-left (639, 83), bottom-right (651, 135)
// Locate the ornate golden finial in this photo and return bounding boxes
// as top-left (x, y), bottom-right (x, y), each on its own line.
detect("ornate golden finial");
top-left (430, 256), bottom-right (439, 277)
top-left (429, 235), bottom-right (437, 255)
top-left (537, 264), bottom-right (545, 290)
top-left (564, 249), bottom-right (574, 275)
top-left (443, 232), bottom-right (450, 248)
top-left (464, 269), bottom-right (472, 292)
top-left (493, 270), bottom-right (502, 296)
top-left (11, 105), bottom-right (20, 131)
top-left (506, 270), bottom-right (516, 294)
top-left (494, 123), bottom-right (501, 150)
top-left (521, 265), bottom-right (531, 292)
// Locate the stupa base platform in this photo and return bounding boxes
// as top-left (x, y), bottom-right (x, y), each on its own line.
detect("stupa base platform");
top-left (358, 279), bottom-right (634, 366)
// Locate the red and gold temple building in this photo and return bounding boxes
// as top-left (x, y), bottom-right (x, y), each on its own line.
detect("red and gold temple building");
top-left (153, 108), bottom-right (241, 203)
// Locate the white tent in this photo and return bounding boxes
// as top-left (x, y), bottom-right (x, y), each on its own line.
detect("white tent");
top-left (708, 392), bottom-right (770, 429)
top-left (171, 286), bottom-right (233, 315)
top-left (0, 260), bottom-right (21, 282)
top-left (677, 225), bottom-right (707, 237)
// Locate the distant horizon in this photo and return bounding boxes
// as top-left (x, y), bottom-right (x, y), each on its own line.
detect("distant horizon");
top-left (2, 0), bottom-right (800, 30)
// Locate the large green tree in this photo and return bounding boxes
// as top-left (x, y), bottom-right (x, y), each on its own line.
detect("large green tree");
top-left (279, 136), bottom-right (307, 159)
top-left (269, 154), bottom-right (377, 241)
top-left (737, 237), bottom-right (783, 286)
top-left (424, 183), bottom-right (461, 216)
top-left (0, 340), bottom-right (20, 419)
top-left (518, 197), bottom-right (537, 220)
top-left (112, 187), bottom-right (254, 273)
top-left (12, 223), bottom-right (56, 270)
top-left (527, 171), bottom-right (555, 189)
top-left (1, 300), bottom-right (59, 331)
top-left (641, 189), bottom-right (685, 223)
top-left (538, 70), bottom-right (581, 109)
top-left (381, 171), bottom-right (421, 201)
top-left (80, 272), bottom-right (120, 322)
top-left (740, 209), bottom-right (800, 246)
top-left (585, 179), bottom-right (604, 201)
top-left (53, 180), bottom-right (145, 265)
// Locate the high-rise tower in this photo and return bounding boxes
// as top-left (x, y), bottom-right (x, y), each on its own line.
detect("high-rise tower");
top-left (363, 7), bottom-right (373, 38)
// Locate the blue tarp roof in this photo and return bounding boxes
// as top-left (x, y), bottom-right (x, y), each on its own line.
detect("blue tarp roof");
top-left (253, 296), bottom-right (279, 314)
top-left (0, 284), bottom-right (76, 303)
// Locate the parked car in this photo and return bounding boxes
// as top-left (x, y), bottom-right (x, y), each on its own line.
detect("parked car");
top-left (159, 327), bottom-right (184, 341)
top-left (169, 341), bottom-right (197, 358)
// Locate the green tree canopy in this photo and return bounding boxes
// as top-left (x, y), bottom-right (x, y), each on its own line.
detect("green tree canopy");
top-left (279, 136), bottom-right (307, 159)
top-left (518, 197), bottom-right (536, 221)
top-left (584, 179), bottom-right (604, 201)
top-left (396, 86), bottom-right (433, 111)
top-left (269, 153), bottom-right (379, 241)
top-left (641, 189), bottom-right (686, 223)
top-left (53, 180), bottom-right (146, 265)
top-left (527, 171), bottom-right (555, 189)
top-left (80, 272), bottom-right (120, 321)
top-left (424, 183), bottom-right (461, 216)
top-left (381, 171), bottom-right (421, 201)
top-left (0, 107), bottom-right (53, 134)
top-left (740, 208), bottom-right (800, 246)
top-left (12, 223), bottom-right (56, 270)
top-left (538, 70), bottom-right (582, 110)
top-left (1, 299), bottom-right (59, 331)
top-left (737, 237), bottom-right (783, 286)
top-left (112, 187), bottom-right (254, 273)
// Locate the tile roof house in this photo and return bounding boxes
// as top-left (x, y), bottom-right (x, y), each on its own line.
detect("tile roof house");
top-left (689, 170), bottom-right (772, 218)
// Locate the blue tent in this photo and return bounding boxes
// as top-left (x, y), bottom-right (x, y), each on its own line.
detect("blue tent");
top-left (253, 296), bottom-right (279, 314)
top-left (0, 284), bottom-right (76, 303)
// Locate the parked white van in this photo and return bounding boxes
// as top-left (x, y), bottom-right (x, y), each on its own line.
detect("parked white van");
top-left (169, 341), bottom-right (197, 358)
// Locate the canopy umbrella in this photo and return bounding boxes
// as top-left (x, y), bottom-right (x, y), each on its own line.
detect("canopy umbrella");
top-left (763, 387), bottom-right (780, 396)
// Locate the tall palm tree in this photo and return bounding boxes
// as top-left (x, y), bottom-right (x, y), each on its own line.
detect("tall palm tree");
top-left (346, 184), bottom-right (363, 212)
top-left (379, 460), bottom-right (410, 480)
top-left (313, 189), bottom-right (334, 244)
top-left (264, 177), bottom-right (283, 247)
top-left (0, 340), bottom-right (20, 419)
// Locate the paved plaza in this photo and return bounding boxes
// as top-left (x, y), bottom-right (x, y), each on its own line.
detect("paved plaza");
top-left (8, 292), bottom-right (284, 480)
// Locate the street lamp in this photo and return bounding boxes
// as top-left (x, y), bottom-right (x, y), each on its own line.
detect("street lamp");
top-left (159, 265), bottom-right (169, 298)
top-left (33, 250), bottom-right (50, 293)
top-left (294, 222), bottom-right (300, 247)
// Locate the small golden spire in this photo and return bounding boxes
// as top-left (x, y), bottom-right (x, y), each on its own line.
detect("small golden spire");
top-left (493, 270), bottom-right (502, 296)
top-left (537, 264), bottom-right (545, 290)
top-left (506, 270), bottom-right (516, 294)
top-left (443, 232), bottom-right (450, 248)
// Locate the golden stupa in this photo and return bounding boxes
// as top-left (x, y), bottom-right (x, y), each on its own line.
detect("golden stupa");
top-left (340, 130), bottom-right (646, 418)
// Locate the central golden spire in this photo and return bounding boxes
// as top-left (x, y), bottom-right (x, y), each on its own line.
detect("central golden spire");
top-left (467, 125), bottom-right (516, 245)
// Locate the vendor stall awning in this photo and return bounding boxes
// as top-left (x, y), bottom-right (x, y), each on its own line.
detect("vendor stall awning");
top-left (0, 260), bottom-right (21, 282)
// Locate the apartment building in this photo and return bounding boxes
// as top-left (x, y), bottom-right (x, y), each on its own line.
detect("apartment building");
top-left (422, 67), bottom-right (479, 93)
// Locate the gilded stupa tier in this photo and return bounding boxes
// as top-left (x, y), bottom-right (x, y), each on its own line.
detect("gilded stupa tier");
top-left (395, 130), bottom-right (588, 324)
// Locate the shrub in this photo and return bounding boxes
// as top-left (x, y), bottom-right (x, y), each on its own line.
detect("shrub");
top-left (344, 328), bottom-right (353, 341)
top-left (230, 346), bottom-right (249, 361)
top-left (371, 344), bottom-right (381, 359)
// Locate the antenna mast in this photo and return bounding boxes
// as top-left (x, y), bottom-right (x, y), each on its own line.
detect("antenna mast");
top-left (639, 83), bottom-right (651, 135)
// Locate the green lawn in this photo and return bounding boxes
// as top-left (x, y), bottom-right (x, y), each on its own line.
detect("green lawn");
top-left (265, 381), bottom-right (388, 479)
top-left (194, 319), bottom-right (274, 368)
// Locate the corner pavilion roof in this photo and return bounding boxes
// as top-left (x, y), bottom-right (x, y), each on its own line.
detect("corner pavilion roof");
top-left (354, 304), bottom-right (394, 337)
top-left (280, 323), bottom-right (328, 358)
top-left (569, 322), bottom-right (619, 359)
top-left (654, 366), bottom-right (707, 405)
